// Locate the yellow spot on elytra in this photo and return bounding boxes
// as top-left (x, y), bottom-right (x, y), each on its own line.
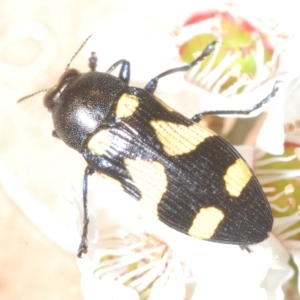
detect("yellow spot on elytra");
top-left (124, 159), bottom-right (167, 215)
top-left (87, 129), bottom-right (111, 155)
top-left (150, 121), bottom-right (215, 156)
top-left (188, 207), bottom-right (224, 239)
top-left (115, 93), bottom-right (139, 118)
top-left (224, 158), bottom-right (252, 197)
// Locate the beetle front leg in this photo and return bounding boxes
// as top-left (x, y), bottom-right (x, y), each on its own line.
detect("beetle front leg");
top-left (191, 81), bottom-right (280, 122)
top-left (88, 52), bottom-right (131, 84)
top-left (106, 59), bottom-right (130, 84)
top-left (77, 166), bottom-right (95, 258)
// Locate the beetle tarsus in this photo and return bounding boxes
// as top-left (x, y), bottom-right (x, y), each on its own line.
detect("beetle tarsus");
top-left (77, 220), bottom-right (89, 258)
top-left (191, 82), bottom-right (280, 122)
top-left (77, 166), bottom-right (94, 257)
top-left (144, 40), bottom-right (218, 94)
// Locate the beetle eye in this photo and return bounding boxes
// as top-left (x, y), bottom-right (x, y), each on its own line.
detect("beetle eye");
top-left (43, 68), bottom-right (80, 112)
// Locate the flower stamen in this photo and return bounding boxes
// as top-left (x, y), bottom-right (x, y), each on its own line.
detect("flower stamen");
top-left (92, 232), bottom-right (193, 298)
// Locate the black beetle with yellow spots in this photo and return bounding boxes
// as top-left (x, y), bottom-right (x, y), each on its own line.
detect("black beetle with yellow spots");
top-left (19, 38), bottom-right (278, 257)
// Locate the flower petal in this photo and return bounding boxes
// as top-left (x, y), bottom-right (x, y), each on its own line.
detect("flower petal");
top-left (81, 273), bottom-right (139, 300)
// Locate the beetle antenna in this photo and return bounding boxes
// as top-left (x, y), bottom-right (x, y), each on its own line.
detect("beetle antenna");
top-left (18, 35), bottom-right (93, 104)
top-left (65, 34), bottom-right (93, 70)
top-left (17, 88), bottom-right (50, 103)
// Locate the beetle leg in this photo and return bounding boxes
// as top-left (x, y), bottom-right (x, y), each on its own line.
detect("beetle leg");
top-left (191, 81), bottom-right (280, 122)
top-left (145, 41), bottom-right (218, 94)
top-left (106, 60), bottom-right (130, 84)
top-left (77, 166), bottom-right (95, 258)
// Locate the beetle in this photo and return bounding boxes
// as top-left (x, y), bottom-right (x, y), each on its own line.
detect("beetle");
top-left (19, 37), bottom-right (277, 257)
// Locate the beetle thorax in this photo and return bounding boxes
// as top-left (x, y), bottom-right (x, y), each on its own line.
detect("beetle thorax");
top-left (44, 71), bottom-right (128, 152)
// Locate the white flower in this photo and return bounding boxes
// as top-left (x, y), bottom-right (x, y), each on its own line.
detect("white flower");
top-left (253, 146), bottom-right (300, 298)
top-left (257, 63), bottom-right (300, 155)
